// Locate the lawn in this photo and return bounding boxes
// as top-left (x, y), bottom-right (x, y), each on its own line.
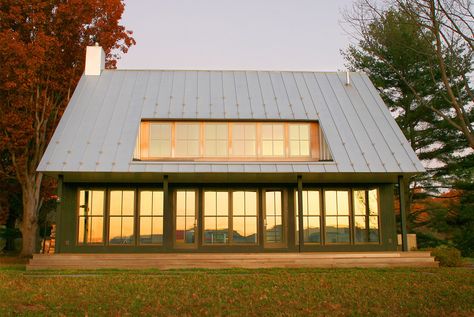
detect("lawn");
top-left (0, 265), bottom-right (473, 316)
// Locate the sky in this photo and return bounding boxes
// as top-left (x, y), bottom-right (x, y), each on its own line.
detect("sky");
top-left (118, 0), bottom-right (355, 71)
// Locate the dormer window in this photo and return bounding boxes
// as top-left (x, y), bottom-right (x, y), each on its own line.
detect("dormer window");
top-left (134, 121), bottom-right (332, 161)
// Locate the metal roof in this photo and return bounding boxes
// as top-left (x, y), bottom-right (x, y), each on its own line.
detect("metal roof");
top-left (37, 70), bottom-right (425, 176)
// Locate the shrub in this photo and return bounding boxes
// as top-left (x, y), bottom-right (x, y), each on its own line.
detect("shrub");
top-left (431, 245), bottom-right (463, 267)
top-left (416, 232), bottom-right (444, 249)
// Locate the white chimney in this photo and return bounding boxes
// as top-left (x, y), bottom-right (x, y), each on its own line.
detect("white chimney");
top-left (85, 43), bottom-right (105, 76)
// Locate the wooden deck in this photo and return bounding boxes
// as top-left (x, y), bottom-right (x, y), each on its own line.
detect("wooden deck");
top-left (27, 252), bottom-right (438, 270)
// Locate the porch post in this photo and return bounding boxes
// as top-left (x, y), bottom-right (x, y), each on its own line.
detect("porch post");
top-left (398, 175), bottom-right (408, 251)
top-left (163, 175), bottom-right (172, 249)
top-left (55, 174), bottom-right (63, 253)
top-left (297, 175), bottom-right (304, 252)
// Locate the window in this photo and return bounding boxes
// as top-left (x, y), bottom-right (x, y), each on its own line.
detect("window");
top-left (289, 124), bottom-right (310, 156)
top-left (261, 123), bottom-right (284, 156)
top-left (324, 190), bottom-right (350, 244)
top-left (296, 190), bottom-right (321, 244)
top-left (233, 191), bottom-right (258, 244)
top-left (204, 191), bottom-right (229, 244)
top-left (203, 190), bottom-right (258, 245)
top-left (109, 190), bottom-right (135, 245)
top-left (175, 123), bottom-right (200, 157)
top-left (204, 123), bottom-right (228, 157)
top-left (231, 123), bottom-right (256, 157)
top-left (265, 191), bottom-right (284, 244)
top-left (136, 121), bottom-right (325, 161)
top-left (149, 123), bottom-right (171, 157)
top-left (78, 190), bottom-right (105, 244)
top-left (139, 190), bottom-right (163, 245)
top-left (175, 190), bottom-right (196, 245)
top-left (353, 189), bottom-right (380, 243)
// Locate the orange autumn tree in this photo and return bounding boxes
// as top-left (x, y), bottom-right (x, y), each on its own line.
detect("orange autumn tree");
top-left (0, 0), bottom-right (135, 257)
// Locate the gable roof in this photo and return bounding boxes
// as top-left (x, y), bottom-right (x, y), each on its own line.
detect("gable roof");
top-left (37, 70), bottom-right (424, 176)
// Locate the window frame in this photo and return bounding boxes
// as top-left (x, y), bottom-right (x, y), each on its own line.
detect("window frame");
top-left (173, 189), bottom-right (198, 249)
top-left (107, 189), bottom-right (136, 246)
top-left (136, 121), bottom-right (323, 161)
top-left (352, 188), bottom-right (381, 244)
top-left (76, 188), bottom-right (107, 246)
top-left (295, 189), bottom-right (323, 246)
top-left (138, 189), bottom-right (164, 246)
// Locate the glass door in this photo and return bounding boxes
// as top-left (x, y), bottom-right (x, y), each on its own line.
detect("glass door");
top-left (174, 190), bottom-right (197, 248)
top-left (263, 190), bottom-right (286, 248)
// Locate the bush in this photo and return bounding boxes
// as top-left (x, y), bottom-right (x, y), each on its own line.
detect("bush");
top-left (431, 245), bottom-right (463, 267)
top-left (416, 232), bottom-right (444, 249)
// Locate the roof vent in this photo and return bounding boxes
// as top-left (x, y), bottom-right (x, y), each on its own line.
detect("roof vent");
top-left (345, 71), bottom-right (351, 86)
top-left (85, 44), bottom-right (105, 76)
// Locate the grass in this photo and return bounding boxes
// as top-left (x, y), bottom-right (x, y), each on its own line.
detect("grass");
top-left (0, 265), bottom-right (473, 316)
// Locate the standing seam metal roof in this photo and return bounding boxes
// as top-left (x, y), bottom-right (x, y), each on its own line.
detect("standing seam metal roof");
top-left (37, 70), bottom-right (425, 174)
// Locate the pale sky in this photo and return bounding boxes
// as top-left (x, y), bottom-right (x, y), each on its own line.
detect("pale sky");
top-left (118, 0), bottom-right (354, 71)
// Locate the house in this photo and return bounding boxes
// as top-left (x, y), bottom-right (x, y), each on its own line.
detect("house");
top-left (37, 45), bottom-right (425, 257)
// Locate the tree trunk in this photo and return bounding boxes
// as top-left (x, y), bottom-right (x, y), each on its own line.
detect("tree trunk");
top-left (19, 173), bottom-right (42, 258)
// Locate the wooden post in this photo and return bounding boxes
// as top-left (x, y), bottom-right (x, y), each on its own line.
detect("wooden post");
top-left (55, 175), bottom-right (63, 253)
top-left (398, 175), bottom-right (408, 251)
top-left (297, 175), bottom-right (304, 252)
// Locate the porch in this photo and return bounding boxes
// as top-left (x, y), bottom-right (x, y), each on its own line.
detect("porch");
top-left (27, 251), bottom-right (438, 270)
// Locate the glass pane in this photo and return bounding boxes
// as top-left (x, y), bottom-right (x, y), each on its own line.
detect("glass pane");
top-left (186, 191), bottom-right (195, 215)
top-left (273, 140), bottom-right (284, 156)
top-left (233, 217), bottom-right (245, 241)
top-left (261, 124), bottom-right (273, 140)
top-left (185, 216), bottom-right (196, 243)
top-left (175, 140), bottom-right (187, 157)
top-left (109, 217), bottom-right (122, 244)
top-left (149, 139), bottom-right (171, 157)
top-left (300, 125), bottom-right (309, 140)
top-left (289, 125), bottom-right (299, 140)
top-left (355, 216), bottom-right (368, 243)
top-left (353, 190), bottom-right (367, 216)
top-left (152, 191), bottom-right (164, 216)
top-left (246, 217), bottom-right (258, 243)
top-left (90, 217), bottom-right (103, 243)
top-left (204, 191), bottom-right (216, 215)
top-left (91, 191), bottom-right (104, 216)
top-left (262, 140), bottom-right (272, 156)
top-left (176, 191), bottom-right (186, 216)
top-left (232, 140), bottom-right (244, 156)
top-left (369, 189), bottom-right (379, 215)
top-left (233, 124), bottom-right (244, 139)
top-left (121, 217), bottom-right (134, 244)
top-left (152, 217), bottom-right (164, 244)
top-left (300, 140), bottom-right (310, 156)
top-left (246, 192), bottom-right (257, 216)
top-left (140, 191), bottom-right (152, 216)
top-left (139, 217), bottom-right (152, 243)
top-left (109, 191), bottom-right (122, 216)
top-left (244, 140), bottom-right (256, 156)
top-left (307, 190), bottom-right (320, 215)
top-left (233, 191), bottom-right (245, 216)
top-left (338, 191), bottom-right (349, 215)
top-left (266, 192), bottom-right (275, 215)
top-left (324, 191), bottom-right (337, 215)
top-left (305, 216), bottom-right (320, 243)
top-left (122, 191), bottom-right (135, 216)
top-left (216, 192), bottom-right (228, 216)
top-left (289, 140), bottom-right (299, 156)
top-left (273, 124), bottom-right (284, 139)
top-left (187, 140), bottom-right (200, 156)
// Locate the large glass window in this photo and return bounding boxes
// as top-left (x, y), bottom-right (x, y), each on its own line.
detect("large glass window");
top-left (289, 124), bottom-right (310, 156)
top-left (233, 191), bottom-right (258, 244)
top-left (265, 191), bottom-right (284, 244)
top-left (109, 190), bottom-right (135, 245)
top-left (137, 121), bottom-right (325, 161)
top-left (261, 123), bottom-right (285, 157)
top-left (175, 123), bottom-right (200, 157)
top-left (296, 190), bottom-right (321, 244)
top-left (231, 123), bottom-right (256, 157)
top-left (78, 190), bottom-right (105, 244)
top-left (353, 189), bottom-right (380, 243)
top-left (139, 190), bottom-right (163, 245)
top-left (149, 123), bottom-right (171, 157)
top-left (175, 190), bottom-right (196, 246)
top-left (324, 190), bottom-right (350, 244)
top-left (204, 123), bottom-right (228, 157)
top-left (203, 190), bottom-right (258, 245)
top-left (204, 191), bottom-right (229, 244)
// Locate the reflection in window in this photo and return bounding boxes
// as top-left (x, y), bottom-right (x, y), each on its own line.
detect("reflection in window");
top-left (289, 124), bottom-right (310, 156)
top-left (354, 189), bottom-right (379, 243)
top-left (232, 123), bottom-right (256, 156)
top-left (139, 190), bottom-right (163, 244)
top-left (204, 123), bottom-right (228, 157)
top-left (265, 191), bottom-right (283, 244)
top-left (176, 190), bottom-right (196, 245)
top-left (204, 191), bottom-right (229, 244)
top-left (175, 123), bottom-right (200, 157)
top-left (233, 191), bottom-right (258, 244)
top-left (261, 123), bottom-right (284, 156)
top-left (109, 190), bottom-right (135, 245)
top-left (78, 190), bottom-right (105, 244)
top-left (203, 190), bottom-right (258, 245)
top-left (324, 190), bottom-right (350, 243)
top-left (296, 190), bottom-right (321, 244)
top-left (149, 123), bottom-right (171, 157)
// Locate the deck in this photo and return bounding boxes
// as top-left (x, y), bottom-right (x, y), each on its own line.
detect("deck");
top-left (27, 252), bottom-right (438, 270)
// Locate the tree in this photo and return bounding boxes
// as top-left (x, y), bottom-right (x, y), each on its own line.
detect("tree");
top-left (0, 0), bottom-right (135, 257)
top-left (344, 0), bottom-right (474, 150)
